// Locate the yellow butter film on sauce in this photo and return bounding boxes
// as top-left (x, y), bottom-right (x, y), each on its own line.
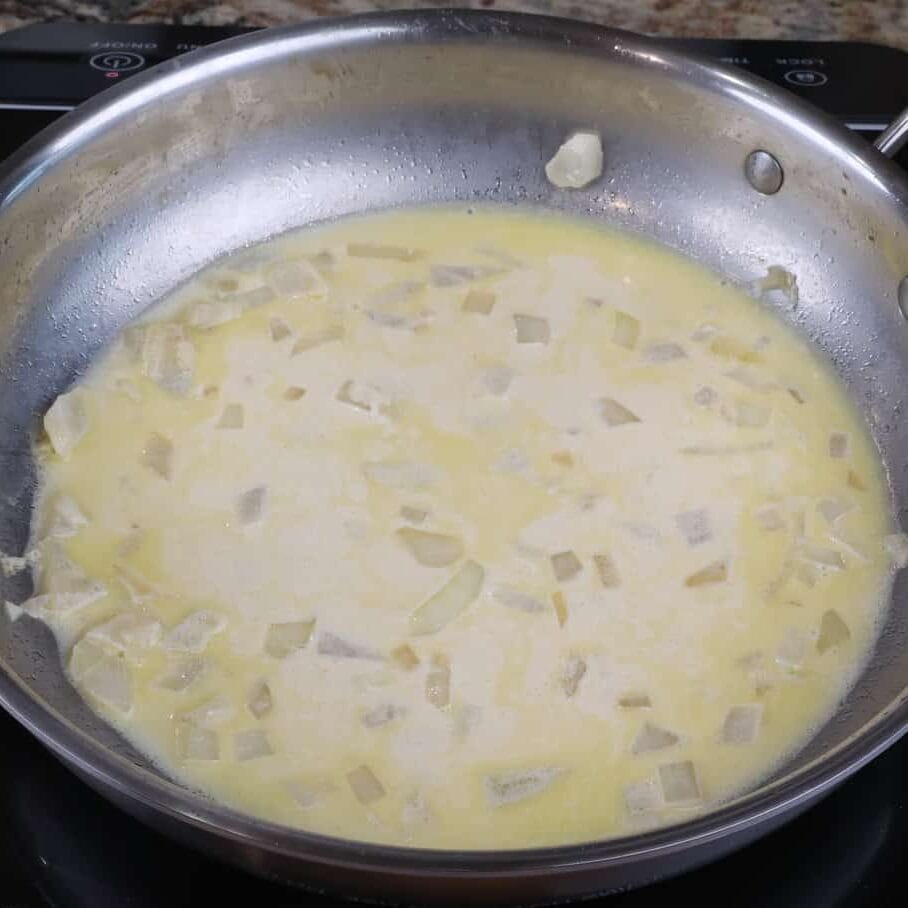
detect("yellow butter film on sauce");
top-left (28, 206), bottom-right (895, 849)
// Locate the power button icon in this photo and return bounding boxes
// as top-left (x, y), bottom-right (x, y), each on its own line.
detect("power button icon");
top-left (89, 52), bottom-right (146, 73)
top-left (783, 69), bottom-right (828, 87)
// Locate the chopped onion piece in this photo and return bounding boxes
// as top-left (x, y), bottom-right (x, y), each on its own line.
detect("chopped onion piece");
top-left (776, 629), bottom-right (806, 670)
top-left (68, 637), bottom-right (106, 679)
top-left (402, 791), bottom-right (432, 826)
top-left (632, 722), bottom-right (679, 754)
top-left (612, 311), bottom-right (640, 350)
top-left (409, 560), bottom-right (484, 636)
top-left (87, 612), bottom-right (162, 651)
top-left (318, 631), bottom-right (383, 661)
top-left (550, 550), bottom-right (582, 583)
top-left (157, 656), bottom-right (206, 691)
top-left (185, 694), bottom-right (235, 726)
top-left (391, 644), bottom-right (420, 670)
top-left (42, 542), bottom-right (107, 608)
top-left (593, 553), bottom-right (621, 588)
top-left (290, 324), bottom-right (343, 355)
top-left (560, 655), bottom-right (587, 698)
top-left (754, 265), bottom-right (799, 303)
top-left (178, 722), bottom-right (219, 761)
top-left (883, 533), bottom-right (908, 569)
top-left (829, 432), bottom-right (849, 458)
top-left (71, 641), bottom-right (133, 713)
top-left (265, 260), bottom-right (327, 299)
top-left (286, 778), bottom-right (335, 809)
top-left (624, 778), bottom-right (662, 815)
top-left (234, 728), bottom-right (273, 761)
top-left (247, 679), bottom-right (273, 718)
top-left (599, 397), bottom-right (640, 427)
top-left (45, 494), bottom-right (88, 538)
top-left (112, 561), bottom-right (159, 606)
top-left (708, 335), bottom-right (762, 364)
top-left (684, 561), bottom-right (727, 587)
top-left (453, 703), bottom-right (482, 737)
top-left (691, 323), bottom-right (719, 342)
top-left (425, 653), bottom-right (451, 709)
top-left (618, 693), bottom-right (652, 710)
top-left (431, 264), bottom-right (500, 287)
top-left (494, 586), bottom-right (546, 613)
top-left (162, 610), bottom-right (226, 653)
top-left (794, 561), bottom-right (817, 588)
top-left (693, 386), bottom-right (718, 407)
top-left (462, 289), bottom-right (497, 315)
top-left (283, 386), bottom-right (306, 401)
top-left (0, 548), bottom-right (39, 578)
top-left (755, 505), bottom-right (785, 532)
top-left (734, 400), bottom-right (771, 428)
top-left (817, 498), bottom-right (853, 524)
top-left (44, 390), bottom-right (88, 457)
top-left (658, 761), bottom-right (701, 804)
top-left (224, 286), bottom-right (276, 309)
top-left (726, 366), bottom-right (772, 393)
top-left (308, 250), bottom-right (335, 272)
top-left (484, 767), bottom-right (564, 807)
top-left (347, 243), bottom-right (422, 262)
top-left (481, 364), bottom-right (514, 396)
top-left (800, 543), bottom-right (845, 571)
top-left (545, 130), bottom-right (603, 189)
top-left (336, 379), bottom-right (390, 414)
top-left (363, 461), bottom-right (439, 491)
top-left (139, 323), bottom-right (195, 396)
top-left (552, 591), bottom-right (568, 627)
top-left (817, 609), bottom-right (851, 654)
top-left (399, 506), bottom-right (428, 525)
top-left (675, 509), bottom-right (712, 547)
top-left (142, 432), bottom-right (173, 479)
top-left (216, 403), bottom-right (244, 429)
top-left (513, 314), bottom-right (550, 345)
top-left (347, 764), bottom-right (386, 804)
top-left (847, 469), bottom-right (866, 492)
top-left (764, 557), bottom-right (795, 598)
top-left (269, 317), bottom-right (292, 341)
top-left (187, 299), bottom-right (244, 330)
top-left (361, 704), bottom-right (406, 728)
top-left (237, 485), bottom-right (267, 525)
top-left (396, 528), bottom-right (463, 567)
top-left (644, 342), bottom-right (686, 364)
top-left (551, 450), bottom-right (573, 467)
top-left (721, 704), bottom-right (762, 744)
top-left (370, 280), bottom-right (424, 309)
top-left (264, 620), bottom-right (315, 658)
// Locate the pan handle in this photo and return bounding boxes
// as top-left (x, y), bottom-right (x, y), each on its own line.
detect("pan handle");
top-left (874, 106), bottom-right (908, 158)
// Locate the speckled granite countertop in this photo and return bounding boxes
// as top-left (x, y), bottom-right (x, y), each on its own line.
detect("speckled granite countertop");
top-left (1, 0), bottom-right (906, 48)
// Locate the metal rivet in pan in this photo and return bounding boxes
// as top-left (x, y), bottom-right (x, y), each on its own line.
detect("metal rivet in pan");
top-left (744, 150), bottom-right (784, 195)
top-left (898, 276), bottom-right (908, 322)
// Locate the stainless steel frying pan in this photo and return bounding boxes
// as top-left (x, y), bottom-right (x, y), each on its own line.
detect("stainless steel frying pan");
top-left (1, 10), bottom-right (908, 905)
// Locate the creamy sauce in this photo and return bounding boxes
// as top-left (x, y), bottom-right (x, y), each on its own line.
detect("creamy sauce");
top-left (21, 207), bottom-right (895, 849)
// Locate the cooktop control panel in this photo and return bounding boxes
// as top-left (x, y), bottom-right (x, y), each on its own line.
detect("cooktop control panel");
top-left (0, 22), bottom-right (906, 140)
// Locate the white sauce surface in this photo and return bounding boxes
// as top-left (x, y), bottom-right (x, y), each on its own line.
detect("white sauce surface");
top-left (24, 206), bottom-right (895, 849)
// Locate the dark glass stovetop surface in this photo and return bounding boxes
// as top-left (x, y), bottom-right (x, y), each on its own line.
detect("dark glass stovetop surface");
top-left (0, 22), bottom-right (907, 908)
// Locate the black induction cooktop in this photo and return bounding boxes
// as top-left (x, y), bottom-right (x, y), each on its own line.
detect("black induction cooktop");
top-left (0, 22), bottom-right (907, 908)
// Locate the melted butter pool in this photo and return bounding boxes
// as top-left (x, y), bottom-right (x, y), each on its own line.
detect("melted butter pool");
top-left (25, 206), bottom-right (895, 849)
